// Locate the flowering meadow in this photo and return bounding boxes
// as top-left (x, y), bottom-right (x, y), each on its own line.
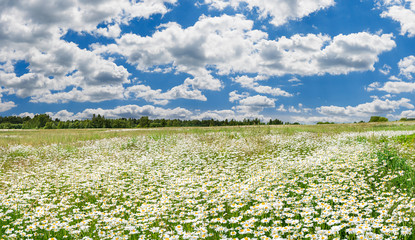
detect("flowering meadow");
top-left (1, 128), bottom-right (415, 240)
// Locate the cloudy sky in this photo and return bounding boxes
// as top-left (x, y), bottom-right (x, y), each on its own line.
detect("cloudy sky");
top-left (1, 0), bottom-right (415, 123)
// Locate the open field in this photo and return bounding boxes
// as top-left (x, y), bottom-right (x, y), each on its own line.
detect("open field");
top-left (2, 123), bottom-right (415, 239)
top-left (1, 121), bottom-right (415, 147)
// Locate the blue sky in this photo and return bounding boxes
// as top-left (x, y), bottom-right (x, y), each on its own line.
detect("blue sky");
top-left (1, 0), bottom-right (415, 123)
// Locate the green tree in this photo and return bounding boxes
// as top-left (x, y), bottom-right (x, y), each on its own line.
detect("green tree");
top-left (44, 122), bottom-right (55, 129)
top-left (369, 116), bottom-right (388, 122)
top-left (138, 116), bottom-right (150, 128)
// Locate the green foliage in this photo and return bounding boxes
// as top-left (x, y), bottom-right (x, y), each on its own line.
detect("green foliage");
top-left (0, 122), bottom-right (22, 129)
top-left (395, 134), bottom-right (415, 144)
top-left (138, 116), bottom-right (150, 128)
top-left (376, 145), bottom-right (415, 195)
top-left (268, 118), bottom-right (283, 125)
top-left (44, 122), bottom-right (56, 129)
top-left (369, 116), bottom-right (388, 122)
top-left (316, 121), bottom-right (335, 124)
top-left (0, 114), bottom-right (281, 129)
top-left (22, 114), bottom-right (52, 129)
top-left (91, 114), bottom-right (106, 128)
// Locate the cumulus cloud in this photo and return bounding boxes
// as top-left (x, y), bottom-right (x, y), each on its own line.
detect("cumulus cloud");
top-left (379, 64), bottom-right (391, 75)
top-left (379, 81), bottom-right (415, 93)
top-left (31, 106), bottom-right (273, 122)
top-left (366, 55), bottom-right (415, 94)
top-left (126, 84), bottom-right (207, 105)
top-left (289, 115), bottom-right (355, 124)
top-left (398, 109), bottom-right (415, 118)
top-left (366, 82), bottom-right (381, 92)
top-left (46, 105), bottom-right (192, 121)
top-left (0, 90), bottom-right (16, 112)
top-left (399, 55), bottom-right (415, 79)
top-left (316, 33), bottom-right (395, 74)
top-left (203, 0), bottom-right (335, 26)
top-left (317, 98), bottom-right (414, 117)
top-left (229, 91), bottom-right (250, 102)
top-left (97, 14), bottom-right (395, 91)
top-left (192, 110), bottom-right (239, 121)
top-left (235, 95), bottom-right (276, 114)
top-left (17, 112), bottom-right (35, 118)
top-left (0, 0), bottom-right (176, 103)
top-left (277, 104), bottom-right (287, 112)
top-left (233, 75), bottom-right (292, 97)
top-left (389, 75), bottom-right (402, 81)
top-left (192, 109), bottom-right (270, 121)
top-left (229, 91), bottom-right (277, 114)
top-left (0, 0), bottom-right (177, 44)
top-left (288, 77), bottom-right (303, 86)
top-left (378, 0), bottom-right (415, 37)
top-left (0, 39), bottom-right (131, 102)
top-left (0, 100), bottom-right (16, 112)
top-left (45, 110), bottom-right (76, 121)
top-left (30, 86), bottom-right (126, 103)
top-left (367, 80), bottom-right (415, 94)
top-left (287, 103), bottom-right (312, 113)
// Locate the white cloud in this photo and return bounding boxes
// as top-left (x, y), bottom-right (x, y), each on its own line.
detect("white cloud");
top-left (17, 112), bottom-right (35, 118)
top-left (379, 64), bottom-right (391, 75)
top-left (389, 75), bottom-right (402, 81)
top-left (203, 0), bottom-right (335, 26)
top-left (235, 95), bottom-right (276, 114)
top-left (379, 81), bottom-right (415, 93)
top-left (233, 75), bottom-right (292, 97)
top-left (277, 104), bottom-right (287, 112)
top-left (378, 0), bottom-right (415, 37)
top-left (239, 95), bottom-right (276, 107)
top-left (192, 109), bottom-right (270, 121)
top-left (381, 94), bottom-right (395, 99)
top-left (29, 86), bottom-right (126, 103)
top-left (289, 115), bottom-right (355, 124)
top-left (398, 109), bottom-right (415, 118)
top-left (229, 90), bottom-right (250, 102)
top-left (46, 110), bottom-right (76, 121)
top-left (316, 32), bottom-right (395, 74)
top-left (399, 55), bottom-right (415, 79)
top-left (366, 82), bottom-right (381, 92)
top-left (0, 100), bottom-right (16, 112)
top-left (0, 0), bottom-right (177, 103)
top-left (30, 106), bottom-right (273, 122)
top-left (317, 98), bottom-right (414, 117)
top-left (97, 14), bottom-right (396, 92)
top-left (192, 110), bottom-right (238, 121)
top-left (288, 103), bottom-right (312, 113)
top-left (0, 0), bottom-right (177, 44)
top-left (0, 91), bottom-right (16, 112)
top-left (49, 105), bottom-right (192, 121)
top-left (288, 77), bottom-right (303, 87)
top-left (95, 14), bottom-right (256, 91)
top-left (288, 106), bottom-right (302, 113)
top-left (0, 39), bottom-right (131, 101)
top-left (126, 84), bottom-right (207, 105)
top-left (288, 77), bottom-right (301, 83)
top-left (365, 55), bottom-right (415, 94)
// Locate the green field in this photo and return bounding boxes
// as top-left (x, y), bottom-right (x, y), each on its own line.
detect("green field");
top-left (2, 122), bottom-right (415, 239)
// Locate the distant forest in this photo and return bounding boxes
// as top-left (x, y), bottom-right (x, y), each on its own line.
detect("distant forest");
top-left (0, 114), bottom-right (290, 129)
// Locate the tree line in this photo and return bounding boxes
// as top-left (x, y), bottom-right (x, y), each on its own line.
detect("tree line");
top-left (0, 114), bottom-right (289, 129)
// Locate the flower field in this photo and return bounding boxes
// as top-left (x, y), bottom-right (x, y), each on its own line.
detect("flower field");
top-left (1, 128), bottom-right (415, 240)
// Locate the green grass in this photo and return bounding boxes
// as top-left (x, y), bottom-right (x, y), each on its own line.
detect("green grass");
top-left (376, 145), bottom-right (415, 196)
top-left (1, 121), bottom-right (415, 147)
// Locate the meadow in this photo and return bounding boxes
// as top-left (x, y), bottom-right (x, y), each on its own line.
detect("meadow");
top-left (1, 122), bottom-right (415, 240)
